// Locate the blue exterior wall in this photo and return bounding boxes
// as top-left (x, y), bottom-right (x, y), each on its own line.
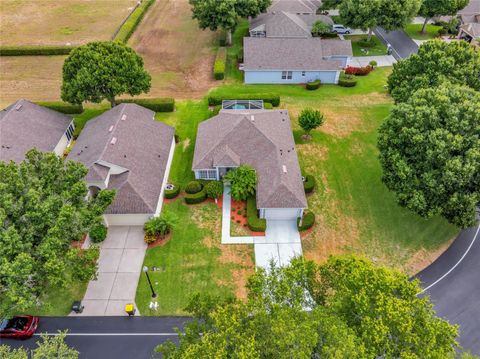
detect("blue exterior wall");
top-left (244, 70), bottom-right (338, 84)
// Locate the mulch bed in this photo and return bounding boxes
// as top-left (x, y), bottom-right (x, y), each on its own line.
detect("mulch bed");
top-left (230, 199), bottom-right (265, 237)
top-left (71, 233), bottom-right (87, 249)
top-left (205, 195), bottom-right (223, 209)
top-left (146, 232), bottom-right (172, 249)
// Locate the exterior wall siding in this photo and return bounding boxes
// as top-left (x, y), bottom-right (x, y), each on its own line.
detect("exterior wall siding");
top-left (53, 133), bottom-right (70, 157)
top-left (244, 70), bottom-right (339, 84)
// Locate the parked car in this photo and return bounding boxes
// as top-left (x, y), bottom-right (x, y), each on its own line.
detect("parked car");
top-left (332, 24), bottom-right (352, 34)
top-left (0, 315), bottom-right (39, 339)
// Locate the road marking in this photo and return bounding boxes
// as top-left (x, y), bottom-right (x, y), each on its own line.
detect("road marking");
top-left (34, 333), bottom-right (178, 336)
top-left (418, 224), bottom-right (480, 295)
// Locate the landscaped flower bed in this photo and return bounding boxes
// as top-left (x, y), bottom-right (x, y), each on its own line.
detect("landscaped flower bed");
top-left (231, 199), bottom-right (265, 236)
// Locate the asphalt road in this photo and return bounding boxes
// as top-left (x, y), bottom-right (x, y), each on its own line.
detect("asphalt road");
top-left (0, 316), bottom-right (190, 359)
top-left (416, 224), bottom-right (480, 354)
top-left (374, 27), bottom-right (418, 59)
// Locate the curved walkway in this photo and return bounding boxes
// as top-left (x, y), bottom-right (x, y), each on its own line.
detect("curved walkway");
top-left (415, 224), bottom-right (480, 354)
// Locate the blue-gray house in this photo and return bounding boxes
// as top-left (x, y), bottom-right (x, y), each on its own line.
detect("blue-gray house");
top-left (243, 37), bottom-right (352, 84)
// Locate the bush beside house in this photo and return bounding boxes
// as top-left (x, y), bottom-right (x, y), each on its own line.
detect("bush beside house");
top-left (144, 214), bottom-right (173, 244)
top-left (89, 223), bottom-right (108, 243)
top-left (247, 196), bottom-right (266, 232)
top-left (165, 183), bottom-right (180, 199)
top-left (338, 73), bottom-right (357, 87)
top-left (297, 211), bottom-right (315, 231)
top-left (306, 80), bottom-right (321, 90)
top-left (303, 175), bottom-right (316, 193)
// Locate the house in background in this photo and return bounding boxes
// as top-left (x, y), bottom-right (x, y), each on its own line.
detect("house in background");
top-left (243, 37), bottom-right (352, 84)
top-left (0, 99), bottom-right (74, 162)
top-left (192, 107), bottom-right (307, 221)
top-left (266, 0), bottom-right (321, 14)
top-left (458, 1), bottom-right (480, 45)
top-left (69, 103), bottom-right (175, 226)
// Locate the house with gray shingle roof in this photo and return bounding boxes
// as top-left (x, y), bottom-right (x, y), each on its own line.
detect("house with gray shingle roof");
top-left (193, 108), bottom-right (307, 220)
top-left (0, 99), bottom-right (74, 162)
top-left (458, 1), bottom-right (480, 45)
top-left (68, 103), bottom-right (175, 226)
top-left (243, 37), bottom-right (352, 84)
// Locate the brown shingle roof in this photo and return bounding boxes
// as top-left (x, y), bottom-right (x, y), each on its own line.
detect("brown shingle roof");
top-left (243, 37), bottom-right (352, 71)
top-left (68, 104), bottom-right (175, 215)
top-left (193, 109), bottom-right (307, 209)
top-left (0, 99), bottom-right (72, 162)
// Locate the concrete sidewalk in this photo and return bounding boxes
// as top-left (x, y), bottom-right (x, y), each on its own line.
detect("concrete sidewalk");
top-left (350, 55), bottom-right (397, 67)
top-left (74, 226), bottom-right (146, 316)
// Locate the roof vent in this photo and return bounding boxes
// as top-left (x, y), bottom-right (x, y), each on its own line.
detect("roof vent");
top-left (110, 137), bottom-right (117, 145)
top-left (109, 125), bottom-right (114, 132)
top-left (15, 103), bottom-right (22, 111)
top-left (121, 114), bottom-right (127, 121)
top-left (250, 115), bottom-right (255, 122)
top-left (282, 165), bottom-right (287, 173)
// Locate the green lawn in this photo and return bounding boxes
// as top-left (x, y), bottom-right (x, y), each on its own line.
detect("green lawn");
top-left (404, 23), bottom-right (442, 40)
top-left (225, 20), bottom-right (249, 82)
top-left (346, 35), bottom-right (388, 56)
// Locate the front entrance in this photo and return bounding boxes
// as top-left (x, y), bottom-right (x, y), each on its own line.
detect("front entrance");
top-left (218, 167), bottom-right (235, 179)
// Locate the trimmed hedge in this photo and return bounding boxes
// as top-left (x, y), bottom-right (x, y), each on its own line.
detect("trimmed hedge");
top-left (303, 175), bottom-right (316, 193)
top-left (208, 94), bottom-right (280, 107)
top-left (214, 47), bottom-right (227, 80)
top-left (297, 211), bottom-right (315, 231)
top-left (247, 196), bottom-right (266, 232)
top-left (263, 102), bottom-right (273, 109)
top-left (345, 65), bottom-right (372, 76)
top-left (185, 181), bottom-right (203, 194)
top-left (114, 98), bottom-right (174, 112)
top-left (89, 223), bottom-right (108, 243)
top-left (185, 187), bottom-right (207, 204)
top-left (113, 0), bottom-right (155, 43)
top-left (306, 80), bottom-right (321, 90)
top-left (338, 73), bottom-right (357, 87)
top-left (35, 101), bottom-right (83, 114)
top-left (164, 184), bottom-right (180, 199)
top-left (0, 45), bottom-right (75, 56)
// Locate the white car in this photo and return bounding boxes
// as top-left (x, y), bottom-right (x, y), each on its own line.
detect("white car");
top-left (332, 24), bottom-right (352, 34)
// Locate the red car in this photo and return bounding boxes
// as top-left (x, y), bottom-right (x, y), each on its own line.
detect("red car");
top-left (0, 315), bottom-right (39, 339)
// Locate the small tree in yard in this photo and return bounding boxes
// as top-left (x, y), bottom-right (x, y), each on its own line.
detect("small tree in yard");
top-left (299, 108), bottom-right (325, 139)
top-left (61, 41), bottom-right (151, 107)
top-left (311, 20), bottom-right (332, 37)
top-left (224, 165), bottom-right (257, 201)
top-left (378, 84), bottom-right (480, 228)
top-left (418, 0), bottom-right (468, 33)
top-left (0, 149), bottom-right (115, 315)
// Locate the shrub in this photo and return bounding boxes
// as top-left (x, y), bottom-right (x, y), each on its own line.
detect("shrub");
top-left (297, 211), bottom-right (315, 231)
top-left (304, 175), bottom-right (316, 193)
top-left (306, 80), bottom-right (321, 90)
top-left (185, 188), bottom-right (207, 204)
top-left (144, 213), bottom-right (175, 240)
top-left (263, 102), bottom-right (273, 109)
top-left (218, 31), bottom-right (227, 46)
top-left (311, 20), bottom-right (332, 37)
top-left (345, 66), bottom-right (372, 76)
top-left (164, 183), bottom-right (180, 199)
top-left (299, 108), bottom-right (324, 136)
top-left (247, 196), bottom-right (266, 232)
top-left (208, 94), bottom-right (280, 107)
top-left (369, 60), bottom-right (377, 68)
top-left (114, 98), bottom-right (174, 112)
top-left (214, 47), bottom-right (227, 80)
top-left (113, 0), bottom-right (155, 43)
top-left (35, 101), bottom-right (83, 114)
top-left (205, 181), bottom-right (224, 199)
top-left (438, 28), bottom-right (448, 36)
top-left (338, 73), bottom-right (357, 87)
top-left (185, 181), bottom-right (203, 194)
top-left (89, 223), bottom-right (107, 243)
top-left (0, 45), bottom-right (75, 56)
top-left (357, 38), bottom-right (376, 48)
top-left (224, 165), bottom-right (257, 201)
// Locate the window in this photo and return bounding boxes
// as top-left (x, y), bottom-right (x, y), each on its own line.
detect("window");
top-left (282, 71), bottom-right (287, 79)
top-left (250, 30), bottom-right (266, 37)
top-left (302, 71), bottom-right (306, 76)
top-left (281, 71), bottom-right (292, 80)
top-left (65, 123), bottom-right (75, 141)
top-left (197, 170), bottom-right (217, 180)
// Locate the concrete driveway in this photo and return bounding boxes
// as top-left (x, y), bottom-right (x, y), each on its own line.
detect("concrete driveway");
top-left (76, 226), bottom-right (146, 316)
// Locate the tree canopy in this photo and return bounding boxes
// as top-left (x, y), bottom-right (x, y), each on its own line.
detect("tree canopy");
top-left (0, 150), bottom-right (115, 315)
top-left (0, 331), bottom-right (78, 358)
top-left (418, 0), bottom-right (469, 32)
top-left (387, 40), bottom-right (480, 103)
top-left (378, 84), bottom-right (480, 228)
top-left (156, 256), bottom-right (458, 358)
top-left (224, 165), bottom-right (257, 201)
top-left (189, 0), bottom-right (271, 44)
top-left (61, 41), bottom-right (151, 107)
top-left (298, 108), bottom-right (325, 138)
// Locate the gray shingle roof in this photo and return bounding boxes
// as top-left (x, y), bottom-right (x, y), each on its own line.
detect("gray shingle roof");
top-left (0, 99), bottom-right (72, 162)
top-left (193, 109), bottom-right (307, 209)
top-left (268, 0), bottom-right (321, 14)
top-left (68, 103), bottom-right (175, 215)
top-left (243, 37), bottom-right (352, 71)
top-left (458, 0), bottom-right (480, 15)
top-left (461, 22), bottom-right (480, 37)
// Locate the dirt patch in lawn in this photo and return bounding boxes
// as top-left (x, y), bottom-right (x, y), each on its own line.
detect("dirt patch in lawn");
top-left (129, 0), bottom-right (219, 99)
top-left (296, 143), bottom-right (329, 162)
top-left (405, 239), bottom-right (454, 276)
top-left (321, 108), bottom-right (365, 138)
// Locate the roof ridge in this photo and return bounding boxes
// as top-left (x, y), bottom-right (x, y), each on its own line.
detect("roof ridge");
top-left (111, 172), bottom-right (156, 213)
top-left (282, 11), bottom-right (310, 34)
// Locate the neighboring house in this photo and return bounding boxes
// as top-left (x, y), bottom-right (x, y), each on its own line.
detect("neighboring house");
top-left (266, 0), bottom-right (321, 14)
top-left (250, 11), bottom-right (333, 38)
top-left (458, 1), bottom-right (480, 44)
top-left (192, 108), bottom-right (307, 221)
top-left (0, 99), bottom-right (74, 162)
top-left (68, 103), bottom-right (175, 226)
top-left (243, 37), bottom-right (352, 84)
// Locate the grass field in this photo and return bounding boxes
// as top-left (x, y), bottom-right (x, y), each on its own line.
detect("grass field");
top-left (0, 0), bottom-right (137, 46)
top-left (346, 35), bottom-right (388, 56)
top-left (404, 24), bottom-right (442, 40)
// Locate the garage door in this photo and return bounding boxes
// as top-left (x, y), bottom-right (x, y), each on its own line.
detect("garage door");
top-left (263, 208), bottom-right (301, 220)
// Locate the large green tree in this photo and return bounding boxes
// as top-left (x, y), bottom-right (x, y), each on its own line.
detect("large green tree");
top-left (418, 0), bottom-right (468, 33)
top-left (156, 256), bottom-right (458, 358)
top-left (387, 40), bottom-right (480, 103)
top-left (189, 0), bottom-right (271, 45)
top-left (338, 0), bottom-right (421, 41)
top-left (0, 150), bottom-right (115, 315)
top-left (378, 84), bottom-right (480, 228)
top-left (224, 165), bottom-right (257, 201)
top-left (61, 41), bottom-right (151, 107)
top-left (0, 331), bottom-right (78, 358)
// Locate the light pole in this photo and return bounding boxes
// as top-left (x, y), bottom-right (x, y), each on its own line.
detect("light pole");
top-left (143, 266), bottom-right (157, 298)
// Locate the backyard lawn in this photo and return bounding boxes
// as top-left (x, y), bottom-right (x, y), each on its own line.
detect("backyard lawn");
top-left (404, 23), bottom-right (442, 40)
top-left (346, 35), bottom-right (388, 56)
